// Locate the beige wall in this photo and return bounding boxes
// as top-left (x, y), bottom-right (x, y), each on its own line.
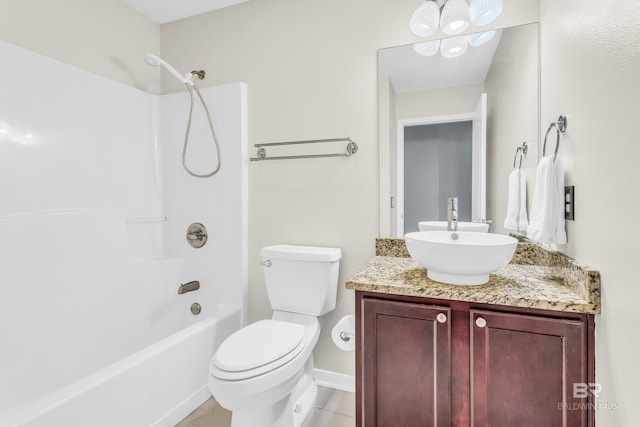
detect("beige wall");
top-left (395, 84), bottom-right (486, 120)
top-left (538, 1), bottom-right (640, 423)
top-left (0, 0), bottom-right (161, 93)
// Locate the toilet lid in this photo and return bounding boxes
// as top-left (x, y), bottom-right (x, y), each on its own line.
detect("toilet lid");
top-left (214, 320), bottom-right (305, 373)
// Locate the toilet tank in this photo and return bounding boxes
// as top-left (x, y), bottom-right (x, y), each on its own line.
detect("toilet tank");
top-left (260, 245), bottom-right (342, 316)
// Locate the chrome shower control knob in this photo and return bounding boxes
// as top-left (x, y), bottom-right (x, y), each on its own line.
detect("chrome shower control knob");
top-left (436, 313), bottom-right (447, 323)
top-left (186, 223), bottom-right (207, 248)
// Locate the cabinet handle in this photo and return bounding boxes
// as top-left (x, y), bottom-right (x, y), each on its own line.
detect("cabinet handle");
top-left (475, 317), bottom-right (487, 328)
top-left (436, 313), bottom-right (447, 323)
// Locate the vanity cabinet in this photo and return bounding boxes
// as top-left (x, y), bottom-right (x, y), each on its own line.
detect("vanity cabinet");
top-left (356, 292), bottom-right (595, 427)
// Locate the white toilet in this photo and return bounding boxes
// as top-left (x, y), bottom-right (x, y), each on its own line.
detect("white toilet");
top-left (209, 244), bottom-right (342, 427)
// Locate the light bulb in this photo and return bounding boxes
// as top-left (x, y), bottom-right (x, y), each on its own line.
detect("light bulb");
top-left (409, 1), bottom-right (440, 38)
top-left (413, 40), bottom-right (441, 56)
top-left (469, 0), bottom-right (503, 26)
top-left (441, 36), bottom-right (469, 58)
top-left (467, 30), bottom-right (496, 47)
top-left (440, 0), bottom-right (471, 35)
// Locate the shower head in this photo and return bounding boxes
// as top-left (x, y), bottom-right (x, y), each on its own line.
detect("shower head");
top-left (143, 53), bottom-right (161, 66)
top-left (144, 53), bottom-right (193, 85)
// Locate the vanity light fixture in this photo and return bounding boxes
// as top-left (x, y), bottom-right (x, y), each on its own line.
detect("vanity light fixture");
top-left (469, 0), bottom-right (503, 26)
top-left (440, 35), bottom-right (468, 58)
top-left (440, 0), bottom-right (471, 34)
top-left (409, 0), bottom-right (502, 37)
top-left (467, 29), bottom-right (496, 46)
top-left (412, 30), bottom-right (495, 59)
top-left (409, 0), bottom-right (440, 37)
top-left (413, 39), bottom-right (441, 56)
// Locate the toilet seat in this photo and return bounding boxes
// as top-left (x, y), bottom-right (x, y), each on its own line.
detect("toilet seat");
top-left (212, 320), bottom-right (306, 381)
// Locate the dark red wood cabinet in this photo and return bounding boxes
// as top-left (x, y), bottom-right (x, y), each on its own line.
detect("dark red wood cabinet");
top-left (356, 292), bottom-right (595, 427)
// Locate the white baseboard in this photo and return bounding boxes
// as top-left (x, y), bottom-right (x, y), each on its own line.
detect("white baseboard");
top-left (313, 369), bottom-right (355, 393)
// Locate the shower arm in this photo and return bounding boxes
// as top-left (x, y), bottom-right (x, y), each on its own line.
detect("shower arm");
top-left (191, 70), bottom-right (205, 80)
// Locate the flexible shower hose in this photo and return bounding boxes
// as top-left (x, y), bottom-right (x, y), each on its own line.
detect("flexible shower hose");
top-left (182, 83), bottom-right (221, 178)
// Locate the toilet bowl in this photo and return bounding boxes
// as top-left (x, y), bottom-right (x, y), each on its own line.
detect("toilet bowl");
top-left (208, 245), bottom-right (341, 427)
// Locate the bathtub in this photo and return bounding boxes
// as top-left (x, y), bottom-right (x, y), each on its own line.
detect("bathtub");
top-left (0, 209), bottom-right (242, 426)
top-left (0, 305), bottom-right (240, 427)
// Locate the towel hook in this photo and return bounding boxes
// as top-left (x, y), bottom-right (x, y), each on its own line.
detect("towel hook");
top-left (543, 115), bottom-right (567, 159)
top-left (513, 141), bottom-right (528, 169)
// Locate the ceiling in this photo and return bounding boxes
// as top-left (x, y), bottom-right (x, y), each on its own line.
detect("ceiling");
top-left (120, 0), bottom-right (251, 24)
top-left (379, 30), bottom-right (503, 94)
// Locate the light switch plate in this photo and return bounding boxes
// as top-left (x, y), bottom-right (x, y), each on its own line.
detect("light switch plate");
top-left (565, 186), bottom-right (575, 220)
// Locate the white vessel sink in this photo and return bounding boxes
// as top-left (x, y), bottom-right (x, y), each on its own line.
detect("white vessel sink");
top-left (418, 221), bottom-right (490, 233)
top-left (404, 231), bottom-right (518, 285)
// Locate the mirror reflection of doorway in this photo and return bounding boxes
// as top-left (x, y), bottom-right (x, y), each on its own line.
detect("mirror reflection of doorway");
top-left (404, 121), bottom-right (472, 233)
top-left (394, 93), bottom-right (486, 237)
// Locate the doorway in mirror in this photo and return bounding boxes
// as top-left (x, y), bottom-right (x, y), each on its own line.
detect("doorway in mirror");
top-left (395, 93), bottom-right (486, 236)
top-left (402, 121), bottom-right (472, 233)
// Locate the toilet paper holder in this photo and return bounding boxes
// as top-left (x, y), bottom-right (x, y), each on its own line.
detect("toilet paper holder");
top-left (339, 331), bottom-right (354, 342)
top-left (332, 314), bottom-right (356, 351)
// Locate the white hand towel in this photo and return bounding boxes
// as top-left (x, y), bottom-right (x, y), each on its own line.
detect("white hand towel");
top-left (504, 169), bottom-right (528, 232)
top-left (527, 156), bottom-right (567, 245)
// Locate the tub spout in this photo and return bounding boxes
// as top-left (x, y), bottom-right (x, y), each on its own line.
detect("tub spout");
top-left (178, 280), bottom-right (200, 294)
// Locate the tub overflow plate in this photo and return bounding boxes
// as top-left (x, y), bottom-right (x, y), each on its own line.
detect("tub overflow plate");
top-left (191, 303), bottom-right (202, 315)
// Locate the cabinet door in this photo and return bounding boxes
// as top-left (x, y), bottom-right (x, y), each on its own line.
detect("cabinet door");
top-left (362, 298), bottom-right (451, 427)
top-left (470, 309), bottom-right (587, 427)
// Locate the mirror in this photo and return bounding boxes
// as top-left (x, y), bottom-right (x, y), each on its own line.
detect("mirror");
top-left (378, 23), bottom-right (539, 238)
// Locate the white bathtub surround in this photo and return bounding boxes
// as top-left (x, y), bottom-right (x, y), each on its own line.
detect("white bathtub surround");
top-left (160, 81), bottom-right (249, 324)
top-left (0, 41), bottom-right (162, 223)
top-left (0, 41), bottom-right (247, 425)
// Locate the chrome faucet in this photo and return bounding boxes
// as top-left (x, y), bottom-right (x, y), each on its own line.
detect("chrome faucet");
top-left (178, 280), bottom-right (200, 295)
top-left (447, 197), bottom-right (459, 234)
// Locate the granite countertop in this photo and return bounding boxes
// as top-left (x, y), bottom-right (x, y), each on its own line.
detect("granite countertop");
top-left (346, 238), bottom-right (601, 314)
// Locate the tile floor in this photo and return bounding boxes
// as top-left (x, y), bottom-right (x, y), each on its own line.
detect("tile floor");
top-left (175, 386), bottom-right (355, 427)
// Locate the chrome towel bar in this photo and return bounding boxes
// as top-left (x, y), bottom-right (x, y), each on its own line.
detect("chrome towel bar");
top-left (250, 137), bottom-right (358, 161)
